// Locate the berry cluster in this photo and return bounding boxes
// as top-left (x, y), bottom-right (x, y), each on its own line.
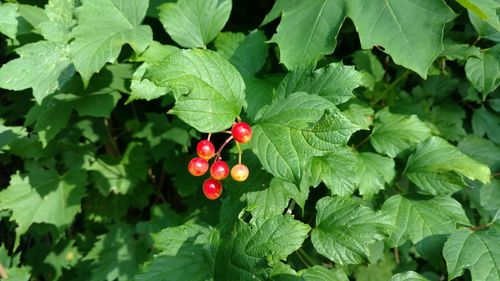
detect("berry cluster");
top-left (188, 122), bottom-right (252, 200)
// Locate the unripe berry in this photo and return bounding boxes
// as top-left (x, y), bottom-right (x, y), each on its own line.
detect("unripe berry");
top-left (197, 140), bottom-right (215, 160)
top-left (203, 178), bottom-right (223, 200)
top-left (231, 122), bottom-right (252, 144)
top-left (188, 157), bottom-right (209, 176)
top-left (210, 160), bottom-right (229, 180)
top-left (231, 164), bottom-right (249, 182)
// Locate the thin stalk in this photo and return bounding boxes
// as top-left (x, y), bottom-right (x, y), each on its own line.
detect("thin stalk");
top-left (215, 136), bottom-right (234, 161)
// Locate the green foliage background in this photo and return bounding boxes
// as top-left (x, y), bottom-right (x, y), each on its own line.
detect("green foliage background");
top-left (0, 0), bottom-right (499, 280)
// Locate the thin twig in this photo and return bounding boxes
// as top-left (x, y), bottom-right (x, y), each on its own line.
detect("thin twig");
top-left (394, 247), bottom-right (400, 264)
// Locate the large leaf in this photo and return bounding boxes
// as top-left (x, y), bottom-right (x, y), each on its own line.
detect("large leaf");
top-left (443, 227), bottom-right (500, 281)
top-left (311, 196), bottom-right (391, 265)
top-left (252, 93), bottom-right (359, 184)
top-left (277, 62), bottom-right (362, 105)
top-left (146, 49), bottom-right (246, 132)
top-left (370, 109), bottom-right (431, 158)
top-left (0, 41), bottom-right (74, 104)
top-left (390, 271), bottom-right (429, 281)
top-left (0, 3), bottom-right (18, 39)
top-left (465, 44), bottom-right (500, 97)
top-left (136, 223), bottom-right (213, 281)
top-left (458, 135), bottom-right (500, 170)
top-left (270, 0), bottom-right (346, 69)
top-left (0, 164), bottom-right (86, 238)
top-left (70, 0), bottom-right (152, 83)
top-left (214, 215), bottom-right (310, 280)
top-left (348, 0), bottom-right (456, 78)
top-left (382, 194), bottom-right (469, 265)
top-left (404, 136), bottom-right (491, 195)
top-left (159, 0), bottom-right (231, 48)
top-left (39, 0), bottom-right (74, 42)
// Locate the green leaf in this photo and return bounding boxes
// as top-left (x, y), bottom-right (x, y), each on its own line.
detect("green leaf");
top-left (270, 0), bottom-right (346, 68)
top-left (159, 0), bottom-right (231, 48)
top-left (39, 0), bottom-right (74, 42)
top-left (352, 50), bottom-right (385, 83)
top-left (370, 109), bottom-right (431, 158)
top-left (252, 93), bottom-right (359, 184)
top-left (390, 271), bottom-right (430, 281)
top-left (89, 142), bottom-right (149, 195)
top-left (243, 178), bottom-right (292, 222)
top-left (136, 223), bottom-right (213, 281)
top-left (25, 95), bottom-right (74, 147)
top-left (382, 194), bottom-right (469, 264)
top-left (311, 196), bottom-right (391, 265)
top-left (472, 106), bottom-right (500, 144)
top-left (0, 3), bottom-right (18, 39)
top-left (481, 180), bottom-right (500, 212)
top-left (404, 136), bottom-right (491, 195)
top-left (312, 148), bottom-right (359, 196)
top-left (458, 135), bottom-right (500, 169)
top-left (348, 0), bottom-right (456, 78)
top-left (353, 253), bottom-right (396, 281)
top-left (356, 152), bottom-right (395, 198)
top-left (469, 11), bottom-right (500, 42)
top-left (299, 266), bottom-right (349, 281)
top-left (0, 41), bottom-right (74, 104)
top-left (340, 100), bottom-right (374, 130)
top-left (443, 227), bottom-right (500, 281)
top-left (214, 215), bottom-right (310, 280)
top-left (215, 30), bottom-right (269, 77)
top-left (146, 49), bottom-right (246, 132)
top-left (70, 0), bottom-right (152, 83)
top-left (0, 123), bottom-right (28, 151)
top-left (277, 62), bottom-right (362, 105)
top-left (456, 0), bottom-right (500, 31)
top-left (465, 44), bottom-right (500, 97)
top-left (84, 223), bottom-right (149, 281)
top-left (0, 164), bottom-right (86, 239)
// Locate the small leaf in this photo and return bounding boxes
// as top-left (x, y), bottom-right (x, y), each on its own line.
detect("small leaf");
top-left (443, 226), bottom-right (500, 281)
top-left (0, 3), bottom-right (18, 39)
top-left (356, 152), bottom-right (395, 198)
top-left (312, 148), bottom-right (359, 196)
top-left (270, 0), bottom-right (346, 69)
top-left (456, 0), bottom-right (500, 30)
top-left (146, 49), bottom-right (246, 132)
top-left (311, 196), bottom-right (391, 265)
top-left (136, 223), bottom-right (213, 281)
top-left (390, 271), bottom-right (430, 281)
top-left (404, 136), bottom-right (491, 195)
top-left (480, 180), bottom-right (500, 212)
top-left (458, 135), bottom-right (500, 169)
top-left (465, 44), bottom-right (500, 97)
top-left (299, 266), bottom-right (349, 281)
top-left (277, 62), bottom-right (362, 105)
top-left (159, 0), bottom-right (231, 48)
top-left (0, 41), bottom-right (74, 104)
top-left (70, 0), bottom-right (152, 83)
top-left (252, 93), bottom-right (359, 184)
top-left (370, 109), bottom-right (431, 158)
top-left (472, 106), bottom-right (500, 144)
top-left (214, 215), bottom-right (310, 280)
top-left (382, 194), bottom-right (469, 265)
top-left (348, 0), bottom-right (456, 78)
top-left (0, 164), bottom-right (86, 239)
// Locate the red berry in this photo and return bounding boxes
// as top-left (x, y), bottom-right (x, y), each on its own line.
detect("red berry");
top-left (231, 164), bottom-right (249, 182)
top-left (197, 140), bottom-right (215, 160)
top-left (231, 122), bottom-right (252, 144)
top-left (203, 178), bottom-right (223, 200)
top-left (188, 157), bottom-right (209, 176)
top-left (210, 160), bottom-right (229, 180)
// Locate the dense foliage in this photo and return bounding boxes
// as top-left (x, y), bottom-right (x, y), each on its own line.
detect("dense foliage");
top-left (0, 0), bottom-right (499, 280)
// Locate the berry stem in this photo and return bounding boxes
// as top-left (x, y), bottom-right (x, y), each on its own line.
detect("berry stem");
top-left (235, 142), bottom-right (242, 164)
top-left (215, 135), bottom-right (234, 160)
top-left (207, 133), bottom-right (212, 141)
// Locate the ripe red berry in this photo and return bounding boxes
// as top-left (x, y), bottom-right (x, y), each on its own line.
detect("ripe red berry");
top-left (197, 140), bottom-right (215, 160)
top-left (203, 178), bottom-right (223, 200)
top-left (210, 160), bottom-right (229, 180)
top-left (188, 157), bottom-right (209, 176)
top-left (231, 122), bottom-right (252, 144)
top-left (231, 164), bottom-right (249, 182)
